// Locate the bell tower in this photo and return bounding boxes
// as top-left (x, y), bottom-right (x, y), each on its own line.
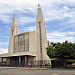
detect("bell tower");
top-left (36, 5), bottom-right (49, 61)
top-left (8, 15), bottom-right (18, 53)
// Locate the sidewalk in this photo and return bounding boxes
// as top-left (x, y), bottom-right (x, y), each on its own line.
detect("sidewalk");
top-left (0, 66), bottom-right (50, 70)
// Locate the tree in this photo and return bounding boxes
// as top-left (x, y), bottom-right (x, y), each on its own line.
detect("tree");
top-left (46, 41), bottom-right (75, 67)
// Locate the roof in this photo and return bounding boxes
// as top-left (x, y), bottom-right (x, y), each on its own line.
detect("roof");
top-left (14, 31), bottom-right (36, 36)
top-left (0, 51), bottom-right (36, 58)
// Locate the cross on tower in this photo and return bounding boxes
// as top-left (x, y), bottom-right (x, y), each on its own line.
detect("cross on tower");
top-left (38, 4), bottom-right (41, 7)
top-left (13, 14), bottom-right (15, 18)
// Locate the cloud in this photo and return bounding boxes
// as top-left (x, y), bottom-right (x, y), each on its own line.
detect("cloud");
top-left (0, 42), bottom-right (8, 45)
top-left (0, 0), bottom-right (75, 24)
top-left (0, 48), bottom-right (8, 54)
top-left (45, 6), bottom-right (75, 21)
top-left (0, 0), bottom-right (75, 53)
top-left (22, 26), bottom-right (36, 32)
top-left (18, 17), bottom-right (36, 25)
top-left (0, 15), bottom-right (10, 23)
top-left (0, 0), bottom-right (38, 23)
top-left (63, 6), bottom-right (70, 11)
top-left (47, 31), bottom-right (75, 43)
top-left (0, 0), bottom-right (38, 14)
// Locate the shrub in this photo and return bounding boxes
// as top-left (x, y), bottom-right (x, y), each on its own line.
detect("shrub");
top-left (66, 60), bottom-right (73, 65)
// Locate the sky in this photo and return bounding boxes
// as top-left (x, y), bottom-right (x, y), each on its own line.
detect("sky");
top-left (0, 0), bottom-right (75, 54)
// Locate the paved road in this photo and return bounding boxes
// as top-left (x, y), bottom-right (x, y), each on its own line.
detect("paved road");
top-left (0, 68), bottom-right (75, 75)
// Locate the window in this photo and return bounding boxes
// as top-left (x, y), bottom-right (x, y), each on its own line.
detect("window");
top-left (14, 36), bottom-right (18, 52)
top-left (25, 39), bottom-right (29, 52)
top-left (12, 29), bottom-right (13, 36)
top-left (39, 22), bottom-right (42, 53)
top-left (24, 34), bottom-right (29, 52)
top-left (18, 35), bottom-right (24, 52)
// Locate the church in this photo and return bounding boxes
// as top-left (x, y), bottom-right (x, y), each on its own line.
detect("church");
top-left (0, 6), bottom-right (50, 66)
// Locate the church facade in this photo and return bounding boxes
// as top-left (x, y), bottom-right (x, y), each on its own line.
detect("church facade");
top-left (0, 6), bottom-right (50, 66)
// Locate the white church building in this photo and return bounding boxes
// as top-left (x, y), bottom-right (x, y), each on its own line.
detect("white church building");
top-left (0, 6), bottom-right (50, 66)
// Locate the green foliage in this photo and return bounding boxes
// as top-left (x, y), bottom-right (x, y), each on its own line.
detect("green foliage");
top-left (46, 41), bottom-right (75, 67)
top-left (46, 41), bottom-right (75, 59)
top-left (66, 60), bottom-right (73, 65)
top-left (45, 63), bottom-right (51, 66)
top-left (46, 46), bottom-right (55, 58)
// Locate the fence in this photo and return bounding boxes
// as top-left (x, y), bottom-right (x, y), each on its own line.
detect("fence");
top-left (0, 60), bottom-right (51, 68)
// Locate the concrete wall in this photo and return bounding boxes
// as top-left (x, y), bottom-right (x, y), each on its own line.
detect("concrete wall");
top-left (29, 31), bottom-right (36, 53)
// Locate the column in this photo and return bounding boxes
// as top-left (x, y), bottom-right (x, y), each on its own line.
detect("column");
top-left (6, 58), bottom-right (10, 66)
top-left (13, 37), bottom-right (15, 53)
top-left (23, 35), bottom-right (25, 52)
top-left (19, 56), bottom-right (21, 66)
top-left (17, 36), bottom-right (19, 52)
top-left (25, 56), bottom-right (27, 66)
top-left (2, 57), bottom-right (3, 62)
top-left (1, 58), bottom-right (3, 65)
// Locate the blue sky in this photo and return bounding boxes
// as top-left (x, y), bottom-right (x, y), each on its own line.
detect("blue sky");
top-left (0, 0), bottom-right (75, 54)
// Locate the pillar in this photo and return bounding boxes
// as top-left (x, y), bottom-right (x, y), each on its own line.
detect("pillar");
top-left (2, 57), bottom-right (3, 62)
top-left (6, 58), bottom-right (10, 65)
top-left (25, 56), bottom-right (27, 66)
top-left (23, 35), bottom-right (25, 52)
top-left (19, 56), bottom-right (21, 66)
top-left (1, 57), bottom-right (3, 65)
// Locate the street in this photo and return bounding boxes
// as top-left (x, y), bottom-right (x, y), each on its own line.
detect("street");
top-left (0, 68), bottom-right (75, 75)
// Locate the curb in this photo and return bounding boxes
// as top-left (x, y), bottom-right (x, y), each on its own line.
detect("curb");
top-left (0, 67), bottom-right (50, 70)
